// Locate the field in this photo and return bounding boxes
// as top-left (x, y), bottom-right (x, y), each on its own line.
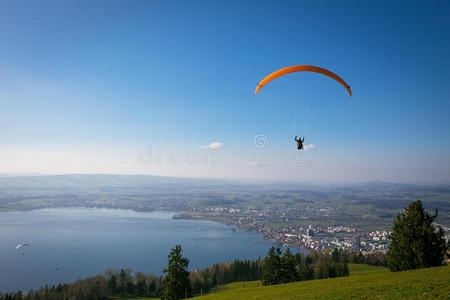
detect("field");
top-left (108, 297), bottom-right (160, 300)
top-left (347, 263), bottom-right (389, 276)
top-left (193, 265), bottom-right (449, 300)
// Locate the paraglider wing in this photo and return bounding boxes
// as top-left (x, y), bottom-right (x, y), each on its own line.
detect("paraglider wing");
top-left (16, 243), bottom-right (30, 249)
top-left (255, 65), bottom-right (352, 96)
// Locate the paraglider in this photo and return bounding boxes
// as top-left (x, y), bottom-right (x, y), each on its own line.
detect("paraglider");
top-left (255, 65), bottom-right (352, 96)
top-left (255, 65), bottom-right (352, 150)
top-left (295, 136), bottom-right (304, 150)
top-left (16, 243), bottom-right (30, 255)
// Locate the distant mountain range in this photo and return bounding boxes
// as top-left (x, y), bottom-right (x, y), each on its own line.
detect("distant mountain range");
top-left (0, 173), bottom-right (448, 190)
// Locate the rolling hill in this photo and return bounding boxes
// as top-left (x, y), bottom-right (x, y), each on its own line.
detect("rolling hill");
top-left (193, 264), bottom-right (449, 300)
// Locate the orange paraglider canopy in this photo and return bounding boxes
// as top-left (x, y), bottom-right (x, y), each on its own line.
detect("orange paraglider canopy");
top-left (255, 65), bottom-right (352, 96)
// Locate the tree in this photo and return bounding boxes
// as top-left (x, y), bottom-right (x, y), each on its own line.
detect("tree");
top-left (119, 269), bottom-right (127, 296)
top-left (342, 262), bottom-right (349, 276)
top-left (356, 252), bottom-right (365, 264)
top-left (280, 248), bottom-right (297, 283)
top-left (148, 279), bottom-right (156, 297)
top-left (107, 275), bottom-right (117, 295)
top-left (388, 200), bottom-right (447, 271)
top-left (331, 248), bottom-right (340, 263)
top-left (136, 278), bottom-right (147, 296)
top-left (328, 264), bottom-right (337, 278)
top-left (161, 245), bottom-right (192, 299)
top-left (126, 281), bottom-right (135, 295)
top-left (261, 247), bottom-right (282, 285)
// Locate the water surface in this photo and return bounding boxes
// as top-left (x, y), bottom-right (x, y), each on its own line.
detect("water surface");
top-left (0, 208), bottom-right (303, 292)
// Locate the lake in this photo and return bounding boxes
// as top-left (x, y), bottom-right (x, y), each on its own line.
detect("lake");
top-left (0, 207), bottom-right (304, 293)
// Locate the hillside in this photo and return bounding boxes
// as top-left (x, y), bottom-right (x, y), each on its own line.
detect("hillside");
top-left (194, 265), bottom-right (449, 300)
top-left (347, 263), bottom-right (388, 276)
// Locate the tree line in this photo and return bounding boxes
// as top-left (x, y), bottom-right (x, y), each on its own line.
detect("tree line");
top-left (0, 247), bottom-right (368, 300)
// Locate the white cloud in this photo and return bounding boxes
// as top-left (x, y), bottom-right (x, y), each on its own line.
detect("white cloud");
top-left (203, 142), bottom-right (223, 149)
top-left (304, 144), bottom-right (315, 150)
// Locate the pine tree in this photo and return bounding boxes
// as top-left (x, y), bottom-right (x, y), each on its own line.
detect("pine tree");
top-left (357, 252), bottom-right (365, 264)
top-left (280, 248), bottom-right (297, 283)
top-left (328, 264), bottom-right (337, 278)
top-left (261, 247), bottom-right (282, 285)
top-left (148, 280), bottom-right (156, 297)
top-left (161, 245), bottom-right (192, 299)
top-left (342, 262), bottom-right (349, 276)
top-left (388, 200), bottom-right (447, 271)
top-left (107, 275), bottom-right (117, 295)
top-left (136, 278), bottom-right (147, 296)
top-left (126, 281), bottom-right (135, 295)
top-left (119, 269), bottom-right (127, 297)
top-left (331, 248), bottom-right (340, 263)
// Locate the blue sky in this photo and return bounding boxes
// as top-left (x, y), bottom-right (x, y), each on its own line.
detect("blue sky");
top-left (0, 0), bottom-right (449, 182)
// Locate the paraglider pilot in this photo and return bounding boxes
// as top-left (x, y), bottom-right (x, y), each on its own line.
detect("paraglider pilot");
top-left (295, 136), bottom-right (304, 150)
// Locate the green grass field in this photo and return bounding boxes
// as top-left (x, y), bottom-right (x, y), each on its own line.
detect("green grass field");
top-left (114, 264), bottom-right (448, 299)
top-left (204, 264), bottom-right (389, 294)
top-left (194, 264), bottom-right (449, 300)
top-left (110, 297), bottom-right (159, 300)
top-left (348, 263), bottom-right (389, 276)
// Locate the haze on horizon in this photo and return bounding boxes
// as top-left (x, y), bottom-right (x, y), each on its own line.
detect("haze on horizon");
top-left (1, 1), bottom-right (449, 183)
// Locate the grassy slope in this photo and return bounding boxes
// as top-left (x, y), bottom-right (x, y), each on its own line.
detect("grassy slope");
top-left (108, 297), bottom-right (160, 300)
top-left (194, 265), bottom-right (449, 300)
top-left (110, 297), bottom-right (160, 300)
top-left (348, 263), bottom-right (389, 276)
top-left (207, 264), bottom-right (388, 293)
